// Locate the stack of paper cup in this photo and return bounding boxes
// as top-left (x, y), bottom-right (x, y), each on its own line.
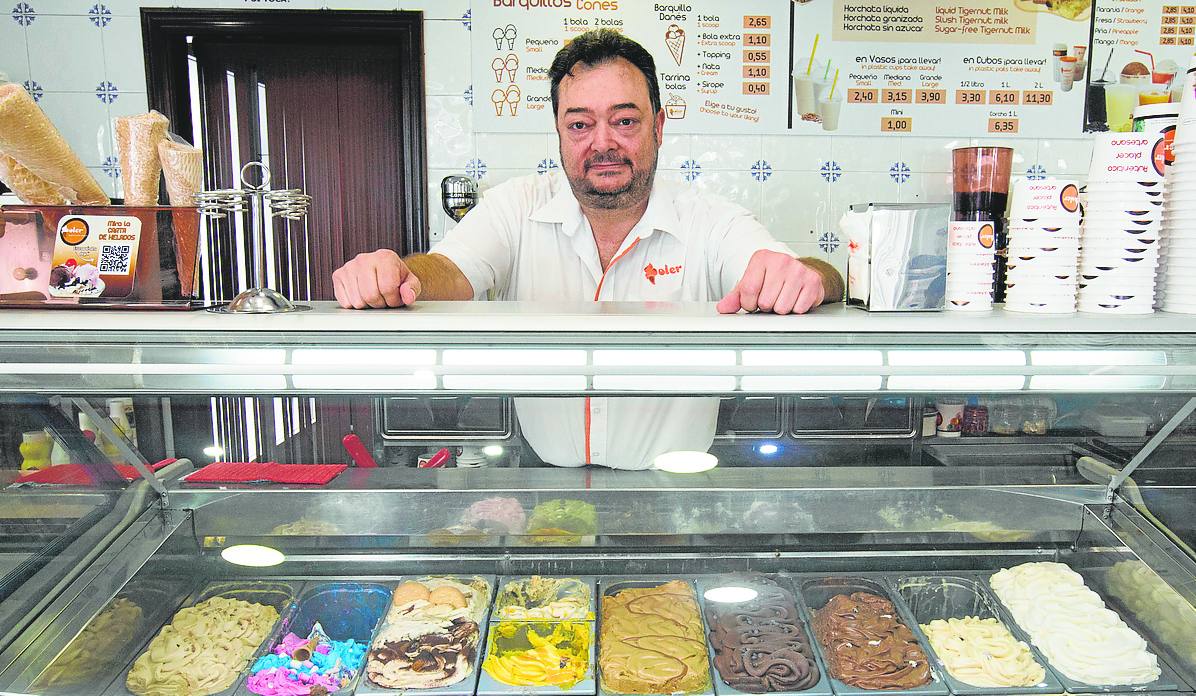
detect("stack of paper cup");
top-left (946, 220), bottom-right (997, 311)
top-left (1003, 178), bottom-right (1082, 313)
top-left (1159, 57), bottom-right (1196, 313)
top-left (1077, 133), bottom-right (1164, 314)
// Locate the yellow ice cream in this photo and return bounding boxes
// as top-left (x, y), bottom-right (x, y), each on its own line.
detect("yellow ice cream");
top-left (126, 596), bottom-right (279, 696)
top-left (483, 621), bottom-right (590, 688)
top-left (920, 616), bottom-right (1045, 687)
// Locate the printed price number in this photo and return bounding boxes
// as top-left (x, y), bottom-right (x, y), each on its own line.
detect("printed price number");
top-left (1023, 90), bottom-right (1053, 105)
top-left (743, 82), bottom-right (770, 95)
top-left (743, 65), bottom-right (771, 79)
top-left (882, 116), bottom-right (913, 132)
top-left (882, 88), bottom-right (912, 104)
top-left (743, 15), bottom-right (772, 28)
top-left (743, 50), bottom-right (770, 63)
top-left (849, 88), bottom-right (879, 103)
top-left (916, 89), bottom-right (946, 104)
top-left (1163, 15), bottom-right (1180, 24)
top-left (1181, 36), bottom-right (1195, 45)
top-left (1162, 36), bottom-right (1178, 45)
top-left (1187, 4), bottom-right (1196, 10)
top-left (744, 33), bottom-right (770, 46)
top-left (988, 118), bottom-right (1019, 133)
top-left (989, 90), bottom-right (1019, 105)
top-left (956, 89), bottom-right (985, 104)
top-left (1163, 4), bottom-right (1179, 10)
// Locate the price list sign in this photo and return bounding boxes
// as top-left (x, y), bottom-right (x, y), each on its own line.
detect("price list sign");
top-left (1088, 1), bottom-right (1186, 132)
top-left (473, 1), bottom-right (792, 134)
top-left (792, 0), bottom-right (1093, 138)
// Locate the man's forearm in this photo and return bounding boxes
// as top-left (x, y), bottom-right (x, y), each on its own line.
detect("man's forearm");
top-left (405, 253), bottom-right (475, 300)
top-left (798, 256), bottom-right (844, 305)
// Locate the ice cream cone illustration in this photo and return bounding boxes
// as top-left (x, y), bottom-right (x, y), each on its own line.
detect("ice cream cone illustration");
top-left (664, 24), bottom-right (685, 66)
top-left (491, 88), bottom-right (507, 116)
top-left (492, 27), bottom-right (506, 50)
top-left (504, 54), bottom-right (519, 82)
top-left (505, 85), bottom-right (521, 116)
top-left (504, 24), bottom-right (517, 50)
top-left (492, 57), bottom-right (506, 82)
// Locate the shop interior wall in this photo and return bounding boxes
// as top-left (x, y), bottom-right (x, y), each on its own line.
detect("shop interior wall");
top-left (0, 0), bottom-right (1098, 276)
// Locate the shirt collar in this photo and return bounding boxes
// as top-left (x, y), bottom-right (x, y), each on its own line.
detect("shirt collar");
top-left (528, 173), bottom-right (682, 241)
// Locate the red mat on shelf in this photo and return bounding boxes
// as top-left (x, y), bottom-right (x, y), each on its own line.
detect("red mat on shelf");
top-left (183, 462), bottom-right (347, 485)
top-left (15, 458), bottom-right (177, 485)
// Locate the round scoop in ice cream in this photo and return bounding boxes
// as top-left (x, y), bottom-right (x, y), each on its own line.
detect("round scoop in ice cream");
top-left (920, 616), bottom-right (1044, 687)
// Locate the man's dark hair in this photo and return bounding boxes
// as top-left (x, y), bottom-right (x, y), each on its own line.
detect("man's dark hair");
top-left (548, 29), bottom-right (661, 118)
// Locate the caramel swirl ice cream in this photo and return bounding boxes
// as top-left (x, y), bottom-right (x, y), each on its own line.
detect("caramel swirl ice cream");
top-left (600, 580), bottom-right (710, 694)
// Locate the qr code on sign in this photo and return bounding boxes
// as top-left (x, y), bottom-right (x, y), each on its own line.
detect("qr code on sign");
top-left (98, 244), bottom-right (132, 274)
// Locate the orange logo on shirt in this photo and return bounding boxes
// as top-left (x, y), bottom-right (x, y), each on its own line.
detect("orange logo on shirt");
top-left (644, 263), bottom-right (681, 284)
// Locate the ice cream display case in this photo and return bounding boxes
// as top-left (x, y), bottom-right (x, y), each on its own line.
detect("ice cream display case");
top-left (2, 302), bottom-right (1196, 695)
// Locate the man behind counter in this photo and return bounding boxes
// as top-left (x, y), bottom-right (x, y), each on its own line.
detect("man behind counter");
top-left (333, 29), bottom-right (844, 470)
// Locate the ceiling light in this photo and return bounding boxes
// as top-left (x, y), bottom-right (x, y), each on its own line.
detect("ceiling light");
top-left (653, 451), bottom-right (718, 474)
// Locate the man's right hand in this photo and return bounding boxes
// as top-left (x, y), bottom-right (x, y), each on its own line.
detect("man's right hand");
top-left (332, 249), bottom-right (423, 309)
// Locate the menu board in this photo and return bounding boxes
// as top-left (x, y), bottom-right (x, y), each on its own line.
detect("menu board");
top-left (473, 1), bottom-right (792, 133)
top-left (1087, 0), bottom-right (1187, 132)
top-left (790, 0), bottom-right (1094, 137)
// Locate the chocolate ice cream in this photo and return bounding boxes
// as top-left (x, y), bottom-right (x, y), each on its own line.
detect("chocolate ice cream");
top-left (811, 592), bottom-right (931, 690)
top-left (704, 580), bottom-right (820, 692)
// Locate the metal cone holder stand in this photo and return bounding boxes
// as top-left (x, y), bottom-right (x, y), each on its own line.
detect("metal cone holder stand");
top-left (196, 161), bottom-right (312, 313)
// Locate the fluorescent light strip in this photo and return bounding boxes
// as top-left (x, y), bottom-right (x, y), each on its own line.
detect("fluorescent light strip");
top-left (742, 350), bottom-right (883, 367)
top-left (292, 373), bottom-right (437, 390)
top-left (1029, 375), bottom-right (1168, 391)
top-left (594, 375), bottom-right (736, 391)
top-left (888, 350), bottom-right (1026, 366)
top-left (888, 375), bottom-right (1027, 391)
top-left (442, 375), bottom-right (587, 390)
top-left (1030, 350), bottom-right (1167, 366)
top-left (593, 350), bottom-right (736, 366)
top-left (292, 349), bottom-right (435, 366)
top-left (741, 376), bottom-right (883, 391)
top-left (442, 349), bottom-right (586, 366)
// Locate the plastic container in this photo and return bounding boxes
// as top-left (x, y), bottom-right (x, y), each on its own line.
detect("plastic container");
top-left (1081, 405), bottom-right (1153, 437)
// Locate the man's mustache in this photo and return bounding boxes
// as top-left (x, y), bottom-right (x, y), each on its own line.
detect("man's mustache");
top-left (584, 153), bottom-right (633, 171)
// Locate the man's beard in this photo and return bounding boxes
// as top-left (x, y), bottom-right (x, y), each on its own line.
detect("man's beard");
top-left (566, 149), bottom-right (658, 210)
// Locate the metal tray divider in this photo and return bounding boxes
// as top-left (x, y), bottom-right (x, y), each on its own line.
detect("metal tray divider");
top-left (979, 569), bottom-right (1180, 694)
top-left (882, 573), bottom-right (1064, 696)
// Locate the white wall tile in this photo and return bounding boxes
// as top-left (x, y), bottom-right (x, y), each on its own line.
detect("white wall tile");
top-left (0, 26), bottom-right (30, 85)
top-left (426, 94), bottom-right (474, 169)
top-left (90, 165), bottom-right (121, 200)
top-left (658, 134), bottom-right (690, 169)
top-left (476, 133), bottom-right (549, 171)
top-left (900, 172), bottom-right (953, 204)
top-left (760, 135), bottom-right (830, 171)
top-left (478, 167), bottom-right (533, 192)
top-left (758, 171), bottom-right (826, 244)
top-left (39, 92), bottom-right (112, 166)
top-left (693, 135), bottom-right (760, 172)
top-left (27, 15), bottom-right (105, 91)
top-left (1037, 138), bottom-right (1093, 177)
top-left (831, 136), bottom-right (894, 173)
top-left (423, 19), bottom-right (470, 95)
top-left (898, 137), bottom-right (955, 173)
top-left (400, 0), bottom-right (468, 20)
top-left (101, 14), bottom-right (147, 95)
top-left (693, 170), bottom-right (759, 213)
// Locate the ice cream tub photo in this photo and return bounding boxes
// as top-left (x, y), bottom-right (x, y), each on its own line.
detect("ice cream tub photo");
top-left (477, 621), bottom-right (595, 696)
top-left (493, 576), bottom-right (596, 622)
top-left (110, 579), bottom-right (300, 696)
top-left (890, 575), bottom-right (1063, 695)
top-left (796, 576), bottom-right (948, 696)
top-left (359, 575), bottom-right (496, 696)
top-left (598, 577), bottom-right (714, 696)
top-left (695, 574), bottom-right (832, 696)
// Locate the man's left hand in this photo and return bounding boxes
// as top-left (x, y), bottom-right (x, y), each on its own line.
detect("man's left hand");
top-left (716, 250), bottom-right (826, 315)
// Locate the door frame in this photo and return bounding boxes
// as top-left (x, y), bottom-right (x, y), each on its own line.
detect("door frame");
top-left (140, 8), bottom-right (429, 255)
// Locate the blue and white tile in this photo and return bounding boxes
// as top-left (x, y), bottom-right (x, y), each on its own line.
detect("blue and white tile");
top-left (89, 165), bottom-right (121, 200)
top-left (760, 134), bottom-right (831, 171)
top-left (426, 94), bottom-right (474, 169)
top-left (898, 137), bottom-right (956, 173)
top-left (101, 14), bottom-right (146, 95)
top-left (476, 132), bottom-right (549, 170)
top-left (106, 90), bottom-right (149, 120)
top-left (0, 26), bottom-right (30, 85)
top-left (424, 19), bottom-right (470, 95)
top-left (830, 136), bottom-right (894, 173)
top-left (758, 172), bottom-right (826, 244)
top-left (38, 92), bottom-right (112, 166)
top-left (657, 133), bottom-right (690, 169)
top-left (693, 170), bottom-right (760, 214)
top-left (400, 0), bottom-right (468, 20)
top-left (9, 2), bottom-right (36, 26)
top-left (1037, 138), bottom-right (1092, 177)
top-left (692, 135), bottom-right (760, 171)
top-left (26, 15), bottom-right (105, 91)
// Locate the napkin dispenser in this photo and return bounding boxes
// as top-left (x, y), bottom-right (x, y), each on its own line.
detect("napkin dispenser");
top-left (843, 203), bottom-right (949, 311)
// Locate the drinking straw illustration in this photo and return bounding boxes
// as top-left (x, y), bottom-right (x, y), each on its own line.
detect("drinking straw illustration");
top-left (830, 68), bottom-right (839, 99)
top-left (1135, 49), bottom-right (1155, 73)
top-left (807, 34), bottom-right (819, 75)
top-left (823, 60), bottom-right (832, 81)
top-left (1099, 50), bottom-right (1114, 81)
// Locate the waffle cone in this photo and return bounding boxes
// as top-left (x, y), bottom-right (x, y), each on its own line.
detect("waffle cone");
top-left (0, 83), bottom-right (109, 204)
top-left (115, 111), bottom-right (169, 206)
top-left (0, 153), bottom-right (67, 204)
top-left (157, 140), bottom-right (203, 206)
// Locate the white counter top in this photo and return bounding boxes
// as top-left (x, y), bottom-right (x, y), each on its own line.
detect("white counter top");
top-left (0, 301), bottom-right (1194, 335)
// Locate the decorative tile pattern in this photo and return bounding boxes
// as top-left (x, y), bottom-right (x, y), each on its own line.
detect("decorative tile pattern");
top-left (1026, 164), bottom-right (1047, 180)
top-left (820, 160), bottom-right (842, 183)
top-left (818, 231), bottom-right (840, 253)
top-left (465, 158), bottom-right (487, 180)
top-left (536, 158), bottom-right (558, 175)
top-left (11, 2), bottom-right (34, 26)
top-left (95, 80), bottom-right (118, 104)
top-left (88, 3), bottom-right (111, 28)
top-left (460, 8), bottom-right (470, 30)
top-left (22, 80), bottom-right (42, 102)
top-left (681, 158), bottom-right (701, 182)
top-left (889, 161), bottom-right (911, 183)
top-left (750, 160), bottom-right (772, 182)
top-left (101, 154), bottom-right (120, 179)
top-left (463, 85), bottom-right (473, 106)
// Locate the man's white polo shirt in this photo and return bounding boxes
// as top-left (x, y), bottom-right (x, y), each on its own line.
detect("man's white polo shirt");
top-left (429, 171), bottom-right (792, 470)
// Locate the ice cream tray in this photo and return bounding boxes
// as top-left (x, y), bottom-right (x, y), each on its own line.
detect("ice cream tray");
top-left (476, 620), bottom-right (597, 696)
top-left (492, 576), bottom-right (597, 622)
top-left (597, 576), bottom-right (716, 696)
top-left (356, 574), bottom-right (496, 696)
top-left (980, 569), bottom-right (1182, 694)
top-left (103, 579), bottom-right (301, 696)
top-left (890, 574), bottom-right (1065, 696)
top-left (794, 575), bottom-right (950, 696)
top-left (694, 574), bottom-right (832, 696)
